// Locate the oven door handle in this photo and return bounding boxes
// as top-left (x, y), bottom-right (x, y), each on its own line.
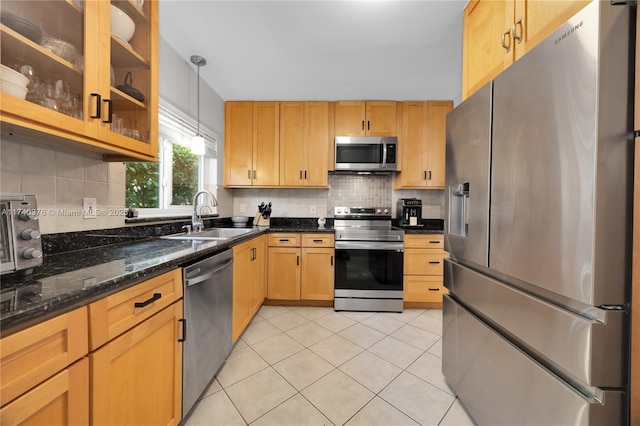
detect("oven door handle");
top-left (335, 241), bottom-right (404, 251)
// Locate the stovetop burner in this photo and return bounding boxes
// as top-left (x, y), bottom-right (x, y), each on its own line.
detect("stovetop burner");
top-left (334, 207), bottom-right (403, 242)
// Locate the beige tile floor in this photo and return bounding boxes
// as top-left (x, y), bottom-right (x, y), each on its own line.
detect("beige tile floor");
top-left (184, 306), bottom-right (476, 426)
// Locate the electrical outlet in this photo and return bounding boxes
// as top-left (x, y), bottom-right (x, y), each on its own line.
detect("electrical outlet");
top-left (83, 198), bottom-right (97, 219)
top-left (240, 204), bottom-right (246, 213)
top-left (310, 205), bottom-right (316, 214)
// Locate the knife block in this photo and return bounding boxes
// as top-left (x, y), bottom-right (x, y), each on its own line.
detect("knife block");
top-left (256, 216), bottom-right (270, 227)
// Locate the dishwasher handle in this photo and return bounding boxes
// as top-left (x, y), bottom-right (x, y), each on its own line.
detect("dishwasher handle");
top-left (185, 258), bottom-right (233, 286)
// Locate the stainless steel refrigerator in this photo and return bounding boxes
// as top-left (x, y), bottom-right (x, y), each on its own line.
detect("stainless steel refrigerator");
top-left (443, 2), bottom-right (633, 424)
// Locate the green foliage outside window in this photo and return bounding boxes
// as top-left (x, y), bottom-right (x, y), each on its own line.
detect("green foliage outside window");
top-left (126, 162), bottom-right (159, 208)
top-left (171, 143), bottom-right (199, 205)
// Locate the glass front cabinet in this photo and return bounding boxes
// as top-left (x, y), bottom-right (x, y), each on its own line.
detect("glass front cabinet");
top-left (0, 0), bottom-right (158, 161)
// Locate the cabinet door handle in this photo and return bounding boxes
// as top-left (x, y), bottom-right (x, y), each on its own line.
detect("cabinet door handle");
top-left (501, 29), bottom-right (512, 53)
top-left (367, 120), bottom-right (370, 131)
top-left (102, 99), bottom-right (112, 123)
top-left (361, 120), bottom-right (365, 131)
top-left (428, 288), bottom-right (440, 292)
top-left (423, 171), bottom-right (427, 180)
top-left (512, 17), bottom-right (523, 44)
top-left (178, 318), bottom-right (187, 342)
top-left (330, 255), bottom-right (334, 266)
top-left (134, 292), bottom-right (161, 308)
top-left (251, 247), bottom-right (256, 261)
top-left (428, 171), bottom-right (432, 180)
top-left (304, 170), bottom-right (307, 179)
top-left (428, 261), bottom-right (441, 265)
top-left (253, 170), bottom-right (257, 180)
top-left (300, 170), bottom-right (303, 179)
top-left (297, 255), bottom-right (300, 266)
top-left (248, 170), bottom-right (251, 179)
top-left (90, 93), bottom-right (101, 118)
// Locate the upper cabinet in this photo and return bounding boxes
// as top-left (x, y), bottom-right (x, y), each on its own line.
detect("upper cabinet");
top-left (0, 0), bottom-right (159, 161)
top-left (395, 101), bottom-right (452, 189)
top-left (224, 101), bottom-right (280, 187)
top-left (334, 101), bottom-right (397, 136)
top-left (280, 102), bottom-right (329, 187)
top-left (462, 0), bottom-right (590, 99)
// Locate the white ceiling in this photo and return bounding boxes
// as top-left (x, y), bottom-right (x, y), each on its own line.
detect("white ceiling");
top-left (159, 0), bottom-right (465, 102)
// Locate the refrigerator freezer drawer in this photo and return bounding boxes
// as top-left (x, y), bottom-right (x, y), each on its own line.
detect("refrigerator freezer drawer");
top-left (444, 259), bottom-right (627, 389)
top-left (442, 295), bottom-right (626, 425)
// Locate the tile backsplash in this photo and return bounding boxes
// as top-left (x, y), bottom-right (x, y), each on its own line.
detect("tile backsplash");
top-left (1, 140), bottom-right (126, 234)
top-left (233, 174), bottom-right (444, 219)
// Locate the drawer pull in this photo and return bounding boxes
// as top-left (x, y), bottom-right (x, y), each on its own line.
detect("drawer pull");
top-left (279, 239), bottom-right (290, 242)
top-left (428, 288), bottom-right (440, 292)
top-left (428, 240), bottom-right (440, 244)
top-left (428, 261), bottom-right (441, 264)
top-left (134, 292), bottom-right (162, 308)
top-left (313, 239), bottom-right (323, 243)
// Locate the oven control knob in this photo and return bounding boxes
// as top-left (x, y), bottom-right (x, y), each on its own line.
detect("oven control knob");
top-left (18, 209), bottom-right (38, 221)
top-left (383, 209), bottom-right (389, 214)
top-left (376, 209), bottom-right (382, 214)
top-left (336, 208), bottom-right (342, 214)
top-left (22, 248), bottom-right (43, 260)
top-left (21, 229), bottom-right (41, 240)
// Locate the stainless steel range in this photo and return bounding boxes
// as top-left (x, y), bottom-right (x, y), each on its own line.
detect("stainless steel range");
top-left (333, 207), bottom-right (404, 312)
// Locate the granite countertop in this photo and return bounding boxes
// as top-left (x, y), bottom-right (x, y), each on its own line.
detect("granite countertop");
top-left (0, 216), bottom-right (440, 336)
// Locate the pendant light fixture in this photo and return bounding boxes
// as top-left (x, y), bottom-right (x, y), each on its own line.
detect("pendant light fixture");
top-left (190, 55), bottom-right (206, 156)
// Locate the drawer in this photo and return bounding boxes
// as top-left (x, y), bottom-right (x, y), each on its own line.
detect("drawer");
top-left (404, 234), bottom-right (444, 249)
top-left (404, 250), bottom-right (448, 275)
top-left (404, 276), bottom-right (447, 303)
top-left (268, 233), bottom-right (301, 247)
top-left (0, 307), bottom-right (88, 406)
top-left (88, 269), bottom-right (183, 350)
top-left (301, 234), bottom-right (334, 248)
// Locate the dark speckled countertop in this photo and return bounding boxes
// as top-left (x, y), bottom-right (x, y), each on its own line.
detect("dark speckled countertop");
top-left (0, 216), bottom-right (440, 336)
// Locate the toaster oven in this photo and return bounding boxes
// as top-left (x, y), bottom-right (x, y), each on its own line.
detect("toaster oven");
top-left (1, 194), bottom-right (43, 274)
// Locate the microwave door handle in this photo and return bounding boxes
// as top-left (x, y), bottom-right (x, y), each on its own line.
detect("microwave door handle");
top-left (382, 143), bottom-right (387, 168)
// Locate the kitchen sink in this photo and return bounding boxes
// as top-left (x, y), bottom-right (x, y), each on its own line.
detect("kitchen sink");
top-left (162, 227), bottom-right (254, 241)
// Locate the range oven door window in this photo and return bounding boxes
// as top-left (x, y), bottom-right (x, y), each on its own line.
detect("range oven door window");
top-left (334, 248), bottom-right (403, 291)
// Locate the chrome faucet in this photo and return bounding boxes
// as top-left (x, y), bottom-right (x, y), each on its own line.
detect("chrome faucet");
top-left (192, 190), bottom-right (218, 232)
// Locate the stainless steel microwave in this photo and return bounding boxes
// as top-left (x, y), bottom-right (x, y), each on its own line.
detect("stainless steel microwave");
top-left (334, 136), bottom-right (397, 172)
top-left (1, 194), bottom-right (43, 274)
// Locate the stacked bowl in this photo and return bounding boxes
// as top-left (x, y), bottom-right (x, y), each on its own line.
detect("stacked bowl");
top-left (1, 64), bottom-right (29, 99)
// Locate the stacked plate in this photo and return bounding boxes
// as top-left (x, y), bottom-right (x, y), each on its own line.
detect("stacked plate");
top-left (1, 64), bottom-right (29, 99)
top-left (1, 11), bottom-right (42, 44)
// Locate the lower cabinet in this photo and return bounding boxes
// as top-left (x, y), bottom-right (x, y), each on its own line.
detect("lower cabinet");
top-left (232, 235), bottom-right (266, 342)
top-left (267, 233), bottom-right (334, 301)
top-left (403, 234), bottom-right (448, 306)
top-left (88, 268), bottom-right (184, 425)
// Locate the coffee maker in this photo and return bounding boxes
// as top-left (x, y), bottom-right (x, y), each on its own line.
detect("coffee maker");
top-left (397, 198), bottom-right (422, 227)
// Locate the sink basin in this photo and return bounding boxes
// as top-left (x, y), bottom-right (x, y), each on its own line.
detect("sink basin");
top-left (162, 227), bottom-right (254, 241)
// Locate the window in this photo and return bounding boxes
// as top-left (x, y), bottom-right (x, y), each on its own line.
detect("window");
top-left (126, 102), bottom-right (217, 216)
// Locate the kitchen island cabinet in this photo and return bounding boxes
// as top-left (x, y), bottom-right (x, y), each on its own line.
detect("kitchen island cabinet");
top-left (395, 101), bottom-right (452, 189)
top-left (224, 102), bottom-right (280, 187)
top-left (334, 101), bottom-right (397, 136)
top-left (232, 235), bottom-right (266, 341)
top-left (462, 0), bottom-right (589, 99)
top-left (0, 0), bottom-right (159, 161)
top-left (267, 233), bottom-right (334, 301)
top-left (403, 234), bottom-right (448, 307)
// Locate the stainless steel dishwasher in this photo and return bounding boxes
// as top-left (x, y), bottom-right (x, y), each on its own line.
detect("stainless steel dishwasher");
top-left (182, 249), bottom-right (233, 419)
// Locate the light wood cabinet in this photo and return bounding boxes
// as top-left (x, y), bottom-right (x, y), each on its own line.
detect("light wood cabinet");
top-left (0, 307), bottom-right (88, 409)
top-left (88, 269), bottom-right (183, 425)
top-left (279, 102), bottom-right (330, 187)
top-left (395, 101), bottom-right (452, 189)
top-left (224, 101), bottom-right (280, 187)
top-left (404, 234), bottom-right (448, 306)
top-left (90, 300), bottom-right (183, 426)
top-left (232, 235), bottom-right (266, 341)
top-left (462, 0), bottom-right (589, 99)
top-left (0, 358), bottom-right (89, 426)
top-left (0, 0), bottom-right (159, 161)
top-left (267, 233), bottom-right (334, 301)
top-left (334, 101), bottom-right (397, 136)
